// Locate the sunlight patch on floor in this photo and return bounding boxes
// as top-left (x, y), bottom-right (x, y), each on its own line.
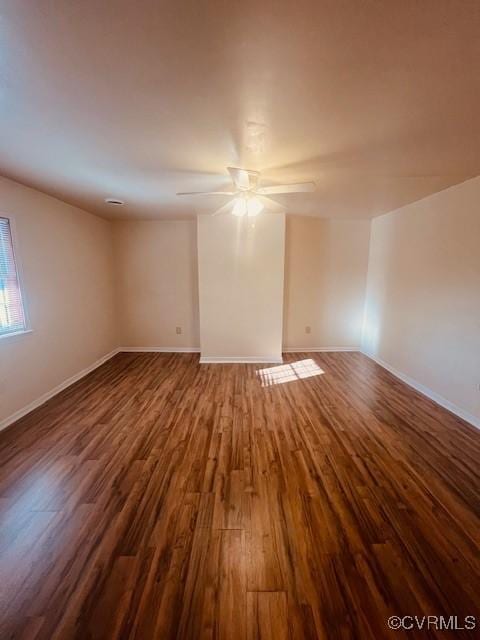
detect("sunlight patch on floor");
top-left (257, 359), bottom-right (325, 387)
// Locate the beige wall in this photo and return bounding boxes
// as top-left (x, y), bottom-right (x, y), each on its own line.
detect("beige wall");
top-left (113, 220), bottom-right (200, 349)
top-left (197, 213), bottom-right (285, 361)
top-left (113, 216), bottom-right (371, 357)
top-left (284, 217), bottom-right (371, 350)
top-left (0, 176), bottom-right (116, 426)
top-left (362, 176), bottom-right (480, 425)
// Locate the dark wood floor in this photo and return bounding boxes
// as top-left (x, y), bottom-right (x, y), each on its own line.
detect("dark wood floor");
top-left (0, 352), bottom-right (479, 639)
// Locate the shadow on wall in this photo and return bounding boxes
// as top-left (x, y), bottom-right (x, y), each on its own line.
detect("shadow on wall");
top-left (361, 298), bottom-right (381, 355)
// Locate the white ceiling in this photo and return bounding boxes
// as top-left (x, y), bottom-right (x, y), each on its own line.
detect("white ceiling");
top-left (0, 1), bottom-right (479, 220)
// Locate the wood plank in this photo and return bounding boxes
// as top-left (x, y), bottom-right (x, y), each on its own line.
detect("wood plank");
top-left (0, 352), bottom-right (478, 639)
top-left (247, 592), bottom-right (289, 640)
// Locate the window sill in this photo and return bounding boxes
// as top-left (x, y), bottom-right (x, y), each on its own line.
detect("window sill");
top-left (0, 329), bottom-right (33, 341)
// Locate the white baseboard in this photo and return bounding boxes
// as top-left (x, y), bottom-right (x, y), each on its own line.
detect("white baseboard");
top-left (119, 347), bottom-right (359, 358)
top-left (0, 348), bottom-right (121, 433)
top-left (362, 351), bottom-right (480, 430)
top-left (283, 347), bottom-right (360, 353)
top-left (119, 347), bottom-right (200, 353)
top-left (200, 356), bottom-right (283, 364)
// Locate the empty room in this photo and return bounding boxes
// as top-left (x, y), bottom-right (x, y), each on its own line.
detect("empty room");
top-left (0, 1), bottom-right (479, 638)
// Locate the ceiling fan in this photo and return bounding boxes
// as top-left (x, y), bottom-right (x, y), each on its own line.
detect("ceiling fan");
top-left (176, 167), bottom-right (316, 217)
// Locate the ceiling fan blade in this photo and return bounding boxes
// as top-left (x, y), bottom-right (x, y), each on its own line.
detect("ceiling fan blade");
top-left (176, 191), bottom-right (236, 196)
top-left (257, 195), bottom-right (287, 214)
top-left (211, 200), bottom-right (235, 216)
top-left (257, 182), bottom-right (316, 195)
top-left (227, 167), bottom-right (259, 190)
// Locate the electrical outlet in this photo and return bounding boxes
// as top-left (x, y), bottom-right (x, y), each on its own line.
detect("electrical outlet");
top-left (305, 326), bottom-right (311, 334)
top-left (176, 326), bottom-right (182, 335)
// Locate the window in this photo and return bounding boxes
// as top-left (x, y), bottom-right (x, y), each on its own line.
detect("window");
top-left (0, 217), bottom-right (27, 337)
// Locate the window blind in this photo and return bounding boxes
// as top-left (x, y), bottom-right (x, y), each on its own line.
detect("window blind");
top-left (0, 217), bottom-right (26, 336)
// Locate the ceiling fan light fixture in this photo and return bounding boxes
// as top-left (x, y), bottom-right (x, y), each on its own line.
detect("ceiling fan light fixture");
top-left (232, 197), bottom-right (247, 217)
top-left (232, 194), bottom-right (264, 217)
top-left (246, 196), bottom-right (263, 217)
